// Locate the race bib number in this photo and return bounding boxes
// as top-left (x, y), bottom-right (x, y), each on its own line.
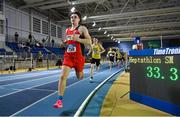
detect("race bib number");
top-left (67, 44), bottom-right (76, 52)
top-left (93, 48), bottom-right (98, 54)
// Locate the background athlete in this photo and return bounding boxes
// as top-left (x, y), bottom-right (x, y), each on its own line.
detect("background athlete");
top-left (87, 38), bottom-right (105, 82)
top-left (107, 48), bottom-right (116, 70)
top-left (115, 48), bottom-right (122, 67)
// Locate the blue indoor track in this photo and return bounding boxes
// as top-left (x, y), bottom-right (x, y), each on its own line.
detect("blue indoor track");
top-left (0, 63), bottom-right (122, 116)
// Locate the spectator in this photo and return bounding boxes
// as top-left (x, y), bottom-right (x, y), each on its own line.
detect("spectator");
top-left (51, 39), bottom-right (55, 47)
top-left (56, 58), bottom-right (62, 67)
top-left (42, 38), bottom-right (46, 43)
top-left (14, 32), bottom-right (19, 43)
top-left (26, 41), bottom-right (30, 47)
top-left (37, 51), bottom-right (43, 67)
top-left (18, 43), bottom-right (23, 49)
top-left (42, 38), bottom-right (46, 46)
top-left (28, 32), bottom-right (33, 44)
top-left (24, 44), bottom-right (30, 52)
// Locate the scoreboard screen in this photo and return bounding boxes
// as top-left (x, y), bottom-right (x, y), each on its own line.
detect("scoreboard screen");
top-left (129, 47), bottom-right (180, 115)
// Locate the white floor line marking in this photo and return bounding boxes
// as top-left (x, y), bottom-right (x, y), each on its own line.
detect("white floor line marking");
top-left (10, 76), bottom-right (91, 117)
top-left (0, 80), bottom-right (59, 98)
top-left (12, 88), bottom-right (57, 92)
top-left (0, 70), bottom-right (88, 97)
top-left (0, 64), bottom-right (92, 82)
top-left (0, 74), bottom-right (60, 87)
top-left (0, 70), bottom-right (61, 82)
top-left (10, 67), bottom-right (117, 116)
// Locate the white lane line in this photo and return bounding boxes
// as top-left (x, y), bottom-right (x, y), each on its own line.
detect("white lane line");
top-left (0, 63), bottom-right (103, 83)
top-left (0, 69), bottom-right (89, 98)
top-left (12, 88), bottom-right (57, 92)
top-left (0, 80), bottom-right (59, 98)
top-left (0, 70), bottom-right (61, 82)
top-left (10, 76), bottom-right (91, 117)
top-left (0, 69), bottom-right (60, 78)
top-left (10, 67), bottom-right (116, 116)
top-left (0, 74), bottom-right (60, 87)
top-left (74, 68), bottom-right (123, 116)
top-left (0, 63), bottom-right (91, 81)
top-left (9, 91), bottom-right (58, 117)
top-left (0, 64), bottom-right (108, 98)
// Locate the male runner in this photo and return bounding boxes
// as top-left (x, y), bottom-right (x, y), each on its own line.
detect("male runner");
top-left (87, 38), bottom-right (105, 82)
top-left (53, 11), bottom-right (92, 108)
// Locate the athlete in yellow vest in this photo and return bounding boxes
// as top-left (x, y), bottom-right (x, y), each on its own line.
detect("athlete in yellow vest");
top-left (115, 48), bottom-right (122, 67)
top-left (107, 48), bottom-right (116, 70)
top-left (87, 38), bottom-right (105, 82)
top-left (122, 51), bottom-right (127, 65)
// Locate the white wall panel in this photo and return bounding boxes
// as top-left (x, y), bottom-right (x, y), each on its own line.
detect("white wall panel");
top-left (0, 35), bottom-right (5, 42)
top-left (22, 13), bottom-right (29, 30)
top-left (16, 11), bottom-right (21, 29)
top-left (0, 14), bottom-right (5, 20)
top-left (33, 32), bottom-right (47, 42)
top-left (8, 9), bottom-right (16, 27)
top-left (21, 31), bottom-right (29, 38)
top-left (8, 28), bottom-right (15, 36)
top-left (4, 5), bottom-right (64, 44)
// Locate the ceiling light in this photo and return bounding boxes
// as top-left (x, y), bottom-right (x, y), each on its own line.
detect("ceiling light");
top-left (104, 30), bottom-right (107, 34)
top-left (71, 7), bottom-right (75, 12)
top-left (92, 21), bottom-right (96, 27)
top-left (82, 16), bottom-right (87, 21)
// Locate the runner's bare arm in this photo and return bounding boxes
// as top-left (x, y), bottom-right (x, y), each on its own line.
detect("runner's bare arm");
top-left (99, 44), bottom-right (105, 54)
top-left (87, 46), bottom-right (92, 55)
top-left (74, 26), bottom-right (92, 45)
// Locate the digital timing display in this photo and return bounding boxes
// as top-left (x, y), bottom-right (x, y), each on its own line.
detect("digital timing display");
top-left (130, 55), bottom-right (180, 105)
